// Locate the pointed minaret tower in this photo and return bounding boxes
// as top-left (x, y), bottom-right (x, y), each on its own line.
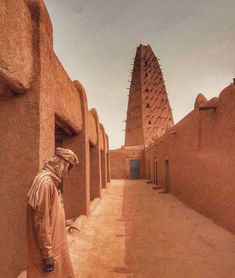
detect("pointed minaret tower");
top-left (124, 44), bottom-right (174, 146)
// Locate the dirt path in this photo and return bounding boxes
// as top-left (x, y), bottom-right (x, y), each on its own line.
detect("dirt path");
top-left (68, 180), bottom-right (235, 278)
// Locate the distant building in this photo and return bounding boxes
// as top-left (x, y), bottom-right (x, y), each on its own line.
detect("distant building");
top-left (110, 44), bottom-right (235, 236)
top-left (110, 44), bottom-right (173, 179)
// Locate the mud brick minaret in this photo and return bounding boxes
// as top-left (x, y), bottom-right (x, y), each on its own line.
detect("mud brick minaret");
top-left (125, 44), bottom-right (174, 146)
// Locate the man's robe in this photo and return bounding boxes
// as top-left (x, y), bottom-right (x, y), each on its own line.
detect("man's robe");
top-left (26, 175), bottom-right (75, 278)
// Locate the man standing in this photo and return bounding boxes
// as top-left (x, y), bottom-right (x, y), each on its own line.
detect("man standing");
top-left (26, 148), bottom-right (79, 278)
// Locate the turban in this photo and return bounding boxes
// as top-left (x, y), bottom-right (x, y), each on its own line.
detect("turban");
top-left (27, 148), bottom-right (79, 209)
top-left (55, 147), bottom-right (79, 165)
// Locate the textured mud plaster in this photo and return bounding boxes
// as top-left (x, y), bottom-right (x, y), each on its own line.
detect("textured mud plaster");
top-left (54, 56), bottom-right (82, 133)
top-left (146, 82), bottom-right (235, 235)
top-left (90, 109), bottom-right (102, 201)
top-left (106, 134), bottom-right (111, 183)
top-left (110, 146), bottom-right (145, 179)
top-left (0, 0), bottom-right (33, 92)
top-left (125, 44), bottom-right (173, 146)
top-left (0, 1), bottom-right (110, 277)
top-left (194, 93), bottom-right (208, 109)
top-left (0, 1), bottom-right (54, 278)
top-left (100, 124), bottom-right (108, 188)
top-left (110, 44), bottom-right (172, 180)
top-left (63, 81), bottom-right (90, 219)
top-left (88, 111), bottom-right (97, 145)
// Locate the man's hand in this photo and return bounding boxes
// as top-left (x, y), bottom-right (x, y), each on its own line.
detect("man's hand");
top-left (43, 257), bottom-right (54, 272)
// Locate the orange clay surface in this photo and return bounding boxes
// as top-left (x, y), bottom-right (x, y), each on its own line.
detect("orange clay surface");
top-left (68, 180), bottom-right (235, 278)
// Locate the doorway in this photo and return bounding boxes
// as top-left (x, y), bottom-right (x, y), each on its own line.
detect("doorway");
top-left (101, 150), bottom-right (107, 188)
top-left (55, 124), bottom-right (70, 195)
top-left (154, 160), bottom-right (158, 185)
top-left (90, 144), bottom-right (95, 201)
top-left (164, 160), bottom-right (169, 193)
top-left (55, 124), bottom-right (67, 148)
top-left (130, 160), bottom-right (140, 179)
top-left (148, 160), bottom-right (151, 180)
top-left (55, 121), bottom-right (74, 212)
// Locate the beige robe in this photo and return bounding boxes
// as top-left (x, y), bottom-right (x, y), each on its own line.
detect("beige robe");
top-left (26, 175), bottom-right (75, 278)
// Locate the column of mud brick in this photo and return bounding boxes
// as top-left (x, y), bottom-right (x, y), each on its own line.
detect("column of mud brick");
top-left (100, 124), bottom-right (108, 188)
top-left (106, 134), bottom-right (111, 183)
top-left (0, 1), bottom-right (55, 277)
top-left (0, 76), bottom-right (42, 278)
top-left (90, 109), bottom-right (102, 201)
top-left (63, 81), bottom-right (90, 219)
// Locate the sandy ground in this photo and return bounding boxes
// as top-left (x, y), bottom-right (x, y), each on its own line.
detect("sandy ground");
top-left (68, 180), bottom-right (235, 278)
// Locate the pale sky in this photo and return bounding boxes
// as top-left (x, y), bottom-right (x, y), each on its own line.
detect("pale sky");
top-left (45, 0), bottom-right (235, 149)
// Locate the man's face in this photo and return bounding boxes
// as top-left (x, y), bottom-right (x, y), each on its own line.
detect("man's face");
top-left (61, 162), bottom-right (74, 179)
top-left (68, 163), bottom-right (73, 173)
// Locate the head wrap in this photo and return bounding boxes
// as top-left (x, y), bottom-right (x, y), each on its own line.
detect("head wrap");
top-left (27, 148), bottom-right (79, 209)
top-left (55, 147), bottom-right (79, 165)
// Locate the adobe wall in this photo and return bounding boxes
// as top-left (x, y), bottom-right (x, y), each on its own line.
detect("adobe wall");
top-left (106, 134), bottom-right (111, 183)
top-left (63, 85), bottom-right (109, 218)
top-left (100, 124), bottom-right (108, 188)
top-left (0, 0), bottom-right (33, 92)
top-left (0, 1), bottom-right (110, 277)
top-left (0, 2), bottom-right (55, 277)
top-left (146, 82), bottom-right (235, 234)
top-left (53, 56), bottom-right (82, 133)
top-left (63, 81), bottom-right (90, 219)
top-left (89, 109), bottom-right (102, 201)
top-left (110, 146), bottom-right (145, 179)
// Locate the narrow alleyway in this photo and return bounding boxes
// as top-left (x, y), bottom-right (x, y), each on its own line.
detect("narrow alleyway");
top-left (68, 180), bottom-right (235, 278)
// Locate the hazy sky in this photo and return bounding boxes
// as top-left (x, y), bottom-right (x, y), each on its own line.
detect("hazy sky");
top-left (45, 0), bottom-right (235, 149)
